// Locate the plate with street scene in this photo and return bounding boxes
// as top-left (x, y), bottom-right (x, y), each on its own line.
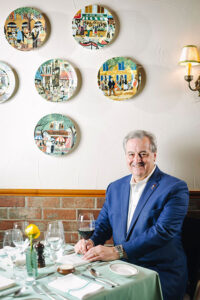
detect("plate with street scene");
top-left (0, 62), bottom-right (15, 103)
top-left (97, 57), bottom-right (141, 101)
top-left (72, 4), bottom-right (115, 50)
top-left (4, 7), bottom-right (47, 51)
top-left (35, 59), bottom-right (77, 102)
top-left (34, 114), bottom-right (77, 156)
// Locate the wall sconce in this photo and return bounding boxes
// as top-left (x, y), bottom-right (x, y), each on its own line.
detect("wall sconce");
top-left (179, 45), bottom-right (200, 96)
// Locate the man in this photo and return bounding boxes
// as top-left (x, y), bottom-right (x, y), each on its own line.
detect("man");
top-left (75, 130), bottom-right (189, 300)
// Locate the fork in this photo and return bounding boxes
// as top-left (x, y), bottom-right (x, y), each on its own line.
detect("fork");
top-left (32, 284), bottom-right (55, 300)
top-left (41, 284), bottom-right (70, 300)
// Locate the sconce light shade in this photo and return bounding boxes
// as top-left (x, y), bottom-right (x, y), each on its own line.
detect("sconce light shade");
top-left (179, 45), bottom-right (200, 66)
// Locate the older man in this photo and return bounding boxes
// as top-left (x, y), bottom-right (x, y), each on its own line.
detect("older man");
top-left (75, 130), bottom-right (189, 300)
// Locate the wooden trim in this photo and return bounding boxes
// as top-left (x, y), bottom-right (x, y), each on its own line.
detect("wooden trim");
top-left (0, 189), bottom-right (106, 197)
top-left (0, 189), bottom-right (199, 198)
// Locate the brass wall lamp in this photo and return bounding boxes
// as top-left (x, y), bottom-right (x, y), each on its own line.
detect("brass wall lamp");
top-left (179, 45), bottom-right (200, 96)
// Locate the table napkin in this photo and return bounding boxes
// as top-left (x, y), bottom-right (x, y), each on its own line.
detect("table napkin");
top-left (48, 273), bottom-right (104, 299)
top-left (57, 253), bottom-right (88, 267)
top-left (0, 275), bottom-right (16, 291)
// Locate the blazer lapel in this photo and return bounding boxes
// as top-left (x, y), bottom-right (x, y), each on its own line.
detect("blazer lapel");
top-left (126, 167), bottom-right (161, 239)
top-left (120, 176), bottom-right (131, 239)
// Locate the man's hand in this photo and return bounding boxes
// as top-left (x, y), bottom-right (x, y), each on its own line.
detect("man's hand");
top-left (83, 245), bottom-right (119, 262)
top-left (74, 239), bottom-right (94, 255)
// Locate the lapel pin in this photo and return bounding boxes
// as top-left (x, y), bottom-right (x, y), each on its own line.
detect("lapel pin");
top-left (151, 184), bottom-right (157, 190)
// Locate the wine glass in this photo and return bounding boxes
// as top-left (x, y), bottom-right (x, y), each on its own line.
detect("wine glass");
top-left (78, 213), bottom-right (95, 240)
top-left (46, 221), bottom-right (64, 272)
top-left (13, 221), bottom-right (29, 253)
top-left (3, 229), bottom-right (17, 278)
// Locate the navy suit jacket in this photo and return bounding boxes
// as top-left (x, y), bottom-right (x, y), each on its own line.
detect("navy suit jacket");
top-left (91, 166), bottom-right (189, 300)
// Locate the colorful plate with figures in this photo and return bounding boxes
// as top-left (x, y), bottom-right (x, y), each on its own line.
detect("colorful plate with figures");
top-left (109, 263), bottom-right (139, 276)
top-left (34, 114), bottom-right (77, 156)
top-left (35, 59), bottom-right (77, 102)
top-left (4, 7), bottom-right (47, 51)
top-left (0, 62), bottom-right (15, 103)
top-left (97, 57), bottom-right (141, 101)
top-left (72, 4), bottom-right (115, 50)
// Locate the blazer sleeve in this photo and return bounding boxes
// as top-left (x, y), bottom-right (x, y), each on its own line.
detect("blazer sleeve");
top-left (91, 185), bottom-right (113, 246)
top-left (122, 180), bottom-right (189, 260)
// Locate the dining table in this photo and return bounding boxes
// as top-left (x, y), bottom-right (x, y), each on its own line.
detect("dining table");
top-left (0, 245), bottom-right (163, 300)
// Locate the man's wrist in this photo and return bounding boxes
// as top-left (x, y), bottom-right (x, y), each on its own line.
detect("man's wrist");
top-left (114, 245), bottom-right (126, 259)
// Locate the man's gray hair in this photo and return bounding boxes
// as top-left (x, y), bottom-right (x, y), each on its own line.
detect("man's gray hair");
top-left (123, 130), bottom-right (157, 153)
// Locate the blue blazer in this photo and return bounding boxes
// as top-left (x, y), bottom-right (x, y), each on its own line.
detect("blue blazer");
top-left (92, 166), bottom-right (189, 300)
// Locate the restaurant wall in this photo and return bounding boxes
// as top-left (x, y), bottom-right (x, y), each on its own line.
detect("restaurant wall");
top-left (0, 0), bottom-right (200, 190)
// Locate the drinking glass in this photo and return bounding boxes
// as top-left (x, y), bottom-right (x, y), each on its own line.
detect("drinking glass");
top-left (46, 221), bottom-right (64, 272)
top-left (78, 213), bottom-right (95, 240)
top-left (13, 221), bottom-right (29, 253)
top-left (3, 229), bottom-right (17, 278)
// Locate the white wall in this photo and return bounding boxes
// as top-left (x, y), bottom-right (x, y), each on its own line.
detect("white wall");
top-left (0, 0), bottom-right (200, 190)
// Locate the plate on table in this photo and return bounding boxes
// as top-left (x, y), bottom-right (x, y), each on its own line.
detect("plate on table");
top-left (0, 62), bottom-right (15, 103)
top-left (109, 263), bottom-right (139, 276)
top-left (4, 7), bottom-right (47, 51)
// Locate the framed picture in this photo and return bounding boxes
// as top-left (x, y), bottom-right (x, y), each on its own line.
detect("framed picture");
top-left (34, 114), bottom-right (77, 156)
top-left (72, 4), bottom-right (115, 50)
top-left (35, 59), bottom-right (77, 102)
top-left (4, 7), bottom-right (47, 51)
top-left (97, 57), bottom-right (141, 100)
top-left (0, 62), bottom-right (15, 103)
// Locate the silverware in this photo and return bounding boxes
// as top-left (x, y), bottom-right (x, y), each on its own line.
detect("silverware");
top-left (41, 284), bottom-right (70, 300)
top-left (0, 287), bottom-right (21, 298)
top-left (36, 271), bottom-right (55, 280)
top-left (81, 273), bottom-right (115, 288)
top-left (32, 284), bottom-right (55, 300)
top-left (90, 268), bottom-right (119, 287)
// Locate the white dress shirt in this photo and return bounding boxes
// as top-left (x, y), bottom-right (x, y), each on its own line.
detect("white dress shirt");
top-left (127, 165), bottom-right (156, 232)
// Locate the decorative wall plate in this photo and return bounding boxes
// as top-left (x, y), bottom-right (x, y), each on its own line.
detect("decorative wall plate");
top-left (72, 4), bottom-right (115, 50)
top-left (4, 7), bottom-right (47, 51)
top-left (0, 62), bottom-right (15, 103)
top-left (97, 57), bottom-right (141, 101)
top-left (35, 59), bottom-right (77, 102)
top-left (34, 114), bottom-right (77, 156)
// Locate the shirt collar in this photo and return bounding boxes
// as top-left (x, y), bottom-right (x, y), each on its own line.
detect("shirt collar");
top-left (130, 165), bottom-right (156, 186)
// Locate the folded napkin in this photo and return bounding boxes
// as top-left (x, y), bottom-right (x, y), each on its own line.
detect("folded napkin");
top-left (48, 273), bottom-right (104, 299)
top-left (0, 275), bottom-right (16, 291)
top-left (57, 253), bottom-right (88, 267)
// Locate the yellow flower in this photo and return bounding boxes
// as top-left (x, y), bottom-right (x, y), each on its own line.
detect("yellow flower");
top-left (25, 224), bottom-right (40, 239)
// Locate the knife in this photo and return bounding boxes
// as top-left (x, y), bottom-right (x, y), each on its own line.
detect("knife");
top-left (36, 271), bottom-right (55, 280)
top-left (81, 273), bottom-right (115, 288)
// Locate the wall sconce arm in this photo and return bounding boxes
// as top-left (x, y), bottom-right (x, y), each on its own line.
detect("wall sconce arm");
top-left (184, 75), bottom-right (200, 96)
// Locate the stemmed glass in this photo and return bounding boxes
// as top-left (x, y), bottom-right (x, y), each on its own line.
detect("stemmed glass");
top-left (78, 213), bottom-right (95, 240)
top-left (3, 229), bottom-right (18, 278)
top-left (13, 221), bottom-right (29, 253)
top-left (46, 221), bottom-right (64, 272)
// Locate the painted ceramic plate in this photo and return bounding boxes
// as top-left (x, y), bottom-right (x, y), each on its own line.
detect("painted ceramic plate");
top-left (109, 263), bottom-right (139, 276)
top-left (34, 114), bottom-right (77, 156)
top-left (35, 59), bottom-right (77, 102)
top-left (0, 62), bottom-right (15, 103)
top-left (97, 57), bottom-right (141, 101)
top-left (4, 7), bottom-right (47, 51)
top-left (72, 4), bottom-right (115, 50)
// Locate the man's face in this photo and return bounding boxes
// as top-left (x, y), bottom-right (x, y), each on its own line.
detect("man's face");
top-left (125, 137), bottom-right (157, 182)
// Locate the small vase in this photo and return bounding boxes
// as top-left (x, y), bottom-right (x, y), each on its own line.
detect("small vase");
top-left (25, 246), bottom-right (38, 283)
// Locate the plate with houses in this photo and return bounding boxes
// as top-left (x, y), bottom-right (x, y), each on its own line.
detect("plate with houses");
top-left (35, 59), bottom-right (77, 102)
top-left (97, 57), bottom-right (141, 101)
top-left (34, 114), bottom-right (77, 156)
top-left (72, 4), bottom-right (115, 50)
top-left (4, 7), bottom-right (47, 51)
top-left (0, 62), bottom-right (15, 103)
